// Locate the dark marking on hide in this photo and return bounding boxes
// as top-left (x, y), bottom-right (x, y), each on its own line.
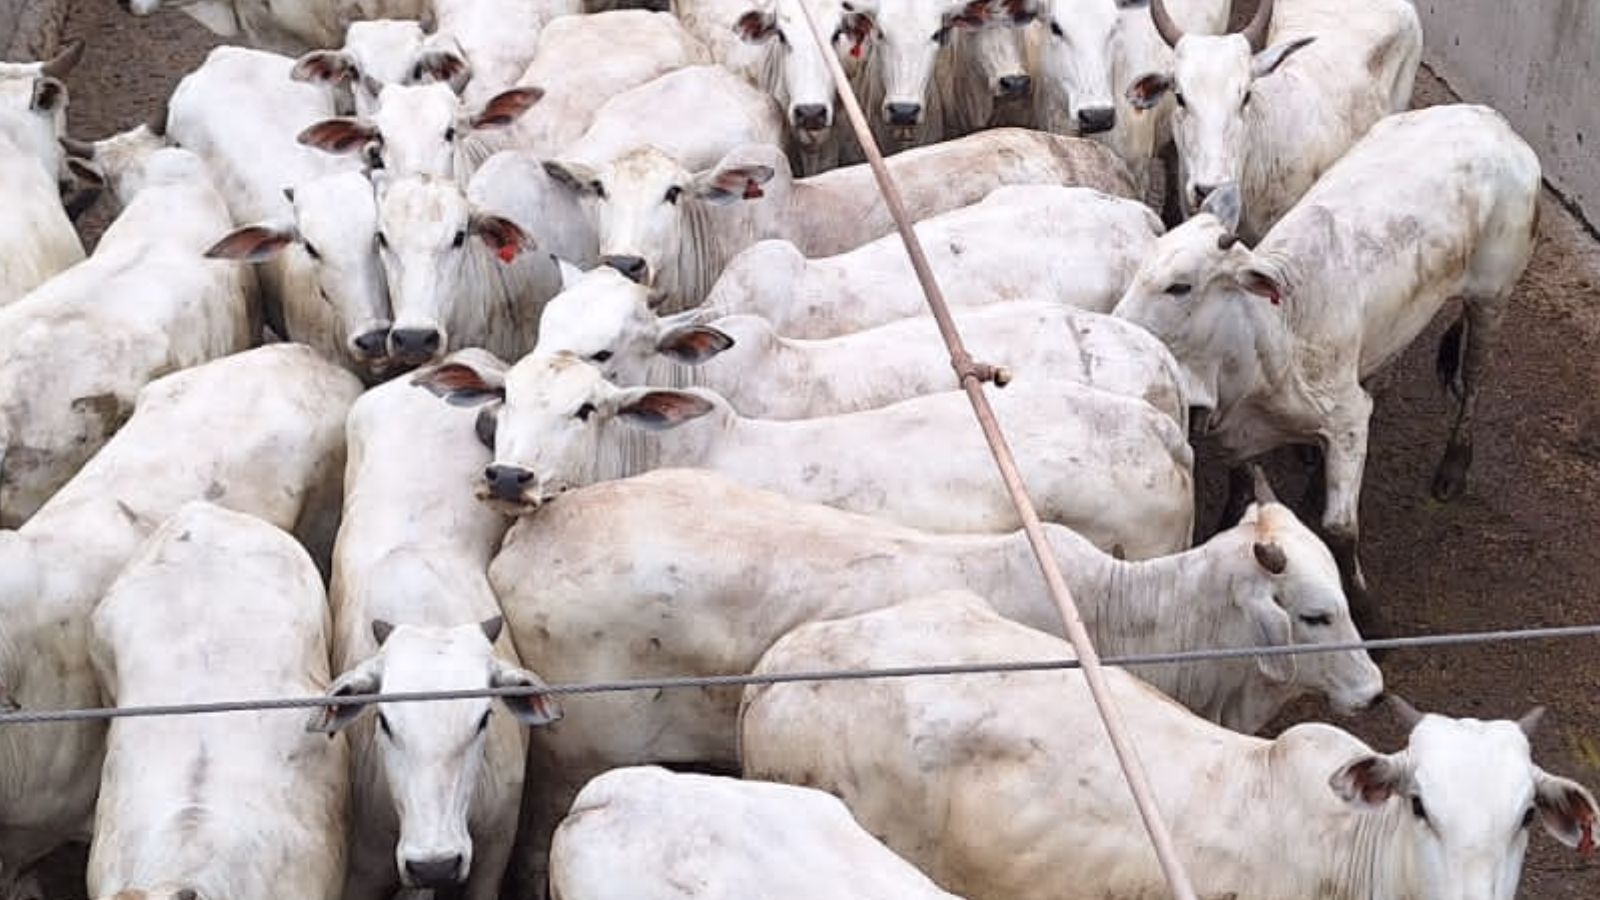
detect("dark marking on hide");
top-left (70, 393), bottom-right (131, 441)
top-left (176, 743), bottom-right (211, 838)
top-left (204, 481), bottom-right (226, 501)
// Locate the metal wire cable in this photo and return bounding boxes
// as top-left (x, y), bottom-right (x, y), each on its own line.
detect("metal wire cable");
top-left (4, 621), bottom-right (1595, 727)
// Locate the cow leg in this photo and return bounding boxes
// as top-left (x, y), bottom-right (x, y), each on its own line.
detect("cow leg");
top-left (1320, 395), bottom-right (1386, 637)
top-left (1432, 300), bottom-right (1504, 501)
top-left (1157, 140), bottom-right (1186, 229)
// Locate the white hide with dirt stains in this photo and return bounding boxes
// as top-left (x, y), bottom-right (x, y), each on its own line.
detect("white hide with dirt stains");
top-left (700, 184), bottom-right (1157, 336)
top-left (168, 46), bottom-right (390, 374)
top-left (1114, 105), bottom-right (1539, 600)
top-left (0, 141), bottom-right (256, 528)
top-left (0, 345), bottom-right (360, 900)
top-left (87, 503), bottom-right (347, 900)
top-left (543, 127), bottom-right (1134, 308)
top-left (322, 350), bottom-right (552, 900)
top-left (537, 265), bottom-right (1188, 427)
top-left (551, 767), bottom-right (965, 900)
top-left (740, 592), bottom-right (1597, 900)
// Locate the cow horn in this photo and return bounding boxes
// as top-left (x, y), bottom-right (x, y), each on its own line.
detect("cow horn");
top-left (40, 38), bottom-right (85, 78)
top-left (1249, 463), bottom-right (1279, 506)
top-left (1150, 0), bottom-right (1184, 48)
top-left (1518, 706), bottom-right (1548, 737)
top-left (59, 135), bottom-right (96, 159)
top-left (1386, 693), bottom-right (1426, 730)
top-left (1239, 0), bottom-right (1274, 52)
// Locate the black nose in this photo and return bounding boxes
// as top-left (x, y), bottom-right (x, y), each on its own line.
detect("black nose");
top-left (601, 254), bottom-right (649, 283)
top-left (885, 103), bottom-right (922, 127)
top-left (351, 328), bottom-right (390, 361)
top-left (998, 74), bottom-right (1032, 100)
top-left (792, 104), bottom-right (830, 132)
top-left (389, 328), bottom-right (442, 364)
top-left (483, 464), bottom-right (534, 502)
top-left (404, 855), bottom-right (464, 889)
top-left (1077, 106), bottom-right (1115, 134)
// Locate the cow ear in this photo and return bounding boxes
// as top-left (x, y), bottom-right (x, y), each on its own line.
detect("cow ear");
top-left (412, 43), bottom-right (472, 95)
top-left (1126, 72), bottom-right (1174, 111)
top-left (65, 156), bottom-right (105, 190)
top-left (1252, 36), bottom-right (1315, 79)
top-left (471, 87), bottom-right (543, 130)
top-left (554, 256), bottom-right (586, 290)
top-left (411, 361), bottom-right (507, 407)
top-left (1236, 266), bottom-right (1283, 306)
top-left (1329, 753), bottom-right (1411, 809)
top-left (656, 325), bottom-right (735, 365)
top-left (613, 389), bottom-right (717, 431)
top-left (30, 76), bottom-right (66, 114)
top-left (307, 657), bottom-right (383, 735)
top-left (204, 224), bottom-right (298, 263)
top-left (543, 160), bottom-right (601, 196)
top-left (1535, 772), bottom-right (1600, 853)
top-left (472, 213), bottom-right (534, 263)
top-left (735, 9), bottom-right (780, 43)
top-left (1200, 183), bottom-right (1242, 235)
top-left (491, 662), bottom-right (562, 727)
top-left (692, 162), bottom-right (776, 205)
top-left (298, 118), bottom-right (381, 156)
top-left (291, 50), bottom-right (356, 85)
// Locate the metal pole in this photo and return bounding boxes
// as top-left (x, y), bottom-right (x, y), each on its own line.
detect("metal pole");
top-left (786, 10), bottom-right (1201, 900)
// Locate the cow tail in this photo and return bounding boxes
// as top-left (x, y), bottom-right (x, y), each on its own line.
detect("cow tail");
top-left (1436, 316), bottom-right (1467, 400)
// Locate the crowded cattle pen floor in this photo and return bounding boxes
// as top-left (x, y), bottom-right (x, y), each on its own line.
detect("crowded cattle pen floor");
top-left (20, 0), bottom-right (1600, 897)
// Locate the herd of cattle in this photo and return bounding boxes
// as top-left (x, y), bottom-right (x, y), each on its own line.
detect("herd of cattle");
top-left (0, 0), bottom-right (1593, 897)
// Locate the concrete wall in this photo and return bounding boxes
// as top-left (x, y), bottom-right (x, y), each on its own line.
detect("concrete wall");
top-left (1415, 0), bottom-right (1600, 231)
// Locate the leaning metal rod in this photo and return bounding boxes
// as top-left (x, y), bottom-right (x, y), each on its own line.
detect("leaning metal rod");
top-left (789, 11), bottom-right (1199, 900)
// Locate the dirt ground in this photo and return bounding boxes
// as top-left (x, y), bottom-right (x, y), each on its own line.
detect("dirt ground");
top-left (35, 1), bottom-right (1600, 898)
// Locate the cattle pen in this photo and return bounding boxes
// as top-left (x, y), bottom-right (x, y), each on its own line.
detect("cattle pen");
top-left (4, 0), bottom-right (1600, 898)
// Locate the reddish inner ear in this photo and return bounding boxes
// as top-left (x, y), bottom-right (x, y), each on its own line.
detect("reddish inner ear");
top-left (1241, 273), bottom-right (1283, 306)
top-left (419, 363), bottom-right (490, 394)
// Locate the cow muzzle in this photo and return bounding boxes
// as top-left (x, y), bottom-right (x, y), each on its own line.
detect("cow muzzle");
top-left (601, 254), bottom-right (651, 284)
top-left (349, 327), bottom-right (391, 363)
top-left (389, 327), bottom-right (443, 366)
top-left (884, 102), bottom-right (923, 128)
top-left (478, 463), bottom-right (545, 514)
top-left (792, 104), bottom-right (831, 133)
top-left (1077, 106), bottom-right (1115, 135)
top-left (403, 854), bottom-right (465, 890)
top-left (997, 74), bottom-right (1032, 101)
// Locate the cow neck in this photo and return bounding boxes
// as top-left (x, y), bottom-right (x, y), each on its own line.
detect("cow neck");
top-left (1089, 539), bottom-right (1216, 656)
top-left (588, 400), bottom-right (736, 483)
top-left (676, 198), bottom-right (746, 310)
top-left (1281, 760), bottom-right (1418, 900)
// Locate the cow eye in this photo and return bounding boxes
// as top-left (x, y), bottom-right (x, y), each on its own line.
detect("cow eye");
top-left (1049, 19), bottom-right (1064, 37)
top-left (1299, 613), bottom-right (1333, 627)
top-left (476, 710), bottom-right (492, 733)
top-left (1175, 92), bottom-right (1187, 109)
top-left (589, 180), bottom-right (607, 200)
top-left (1411, 796), bottom-right (1428, 823)
top-left (445, 125), bottom-right (457, 142)
top-left (932, 24), bottom-right (951, 45)
top-left (1241, 91), bottom-right (1252, 109)
top-left (376, 231), bottom-right (389, 251)
top-left (590, 350), bottom-right (613, 363)
top-left (376, 712), bottom-right (394, 739)
top-left (575, 402), bottom-right (597, 421)
top-left (1166, 283), bottom-right (1192, 296)
top-left (304, 242), bottom-right (322, 262)
top-left (664, 185), bottom-right (683, 204)
top-left (451, 229), bottom-right (466, 249)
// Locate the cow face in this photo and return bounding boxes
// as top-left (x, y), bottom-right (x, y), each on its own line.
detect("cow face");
top-left (205, 172), bottom-right (392, 371)
top-left (536, 265), bottom-right (668, 384)
top-left (543, 146), bottom-right (776, 300)
top-left (968, 23), bottom-right (1030, 102)
top-left (412, 354), bottom-right (719, 514)
top-left (737, 0), bottom-right (850, 140)
top-left (1034, 0), bottom-right (1137, 135)
top-left (0, 74), bottom-right (70, 184)
top-left (1229, 485), bottom-right (1381, 717)
top-left (313, 617), bottom-right (559, 890)
top-left (293, 20), bottom-right (427, 116)
top-left (375, 176), bottom-right (531, 367)
top-left (855, 0), bottom-right (1026, 135)
top-left (1331, 711), bottom-right (1599, 900)
top-left (1127, 32), bottom-right (1314, 211)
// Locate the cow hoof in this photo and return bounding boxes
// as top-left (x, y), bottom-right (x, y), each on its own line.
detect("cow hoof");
top-left (1430, 443), bottom-right (1474, 502)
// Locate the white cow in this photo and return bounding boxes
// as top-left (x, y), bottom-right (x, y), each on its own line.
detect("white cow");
top-left (0, 43), bottom-right (88, 308)
top-left (542, 127), bottom-right (1135, 308)
top-left (1113, 104), bottom-right (1540, 626)
top-left (123, 0), bottom-right (428, 55)
top-left (488, 469), bottom-right (1377, 892)
top-left (317, 350), bottom-right (558, 900)
top-left (168, 46), bottom-right (392, 375)
top-left (418, 354), bottom-right (1194, 554)
top-left (1024, 0), bottom-right (1230, 203)
top-left (434, 0), bottom-right (582, 105)
top-left (87, 503), bottom-right (348, 900)
top-left (538, 265), bottom-right (1188, 426)
top-left (0, 345), bottom-right (360, 900)
top-left (0, 137), bottom-right (256, 528)
top-left (741, 593), bottom-right (1598, 900)
top-left (701, 184), bottom-right (1159, 335)
top-left (1127, 0), bottom-right (1422, 240)
top-left (290, 19), bottom-right (448, 116)
top-left (551, 768), bottom-right (966, 900)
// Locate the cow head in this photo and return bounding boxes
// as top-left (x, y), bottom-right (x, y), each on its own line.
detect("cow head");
top-left (1111, 184), bottom-right (1280, 415)
top-left (312, 614), bottom-right (559, 891)
top-left (299, 82), bottom-right (541, 182)
top-left (291, 19), bottom-right (431, 116)
top-left (1329, 700), bottom-right (1598, 900)
top-left (413, 354), bottom-right (720, 514)
top-left (1033, 0), bottom-right (1150, 135)
top-left (59, 124), bottom-right (170, 210)
top-left (0, 45), bottom-right (80, 187)
top-left (1126, 0), bottom-right (1314, 211)
top-left (736, 0), bottom-right (851, 140)
top-left (535, 264), bottom-right (683, 384)
top-left (543, 145), bottom-right (779, 297)
top-left (1220, 467), bottom-right (1380, 721)
top-left (206, 172), bottom-right (392, 371)
top-left (375, 176), bottom-right (533, 367)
